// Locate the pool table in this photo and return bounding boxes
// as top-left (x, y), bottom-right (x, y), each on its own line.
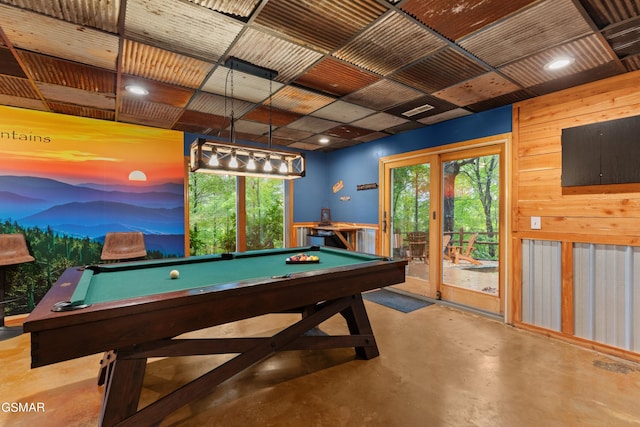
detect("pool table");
top-left (24, 246), bottom-right (407, 427)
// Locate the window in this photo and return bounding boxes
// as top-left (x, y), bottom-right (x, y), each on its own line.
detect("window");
top-left (189, 172), bottom-right (285, 255)
top-left (246, 177), bottom-right (284, 250)
top-left (189, 172), bottom-right (236, 255)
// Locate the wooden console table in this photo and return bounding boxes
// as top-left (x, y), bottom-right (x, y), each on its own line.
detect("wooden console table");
top-left (310, 226), bottom-right (361, 251)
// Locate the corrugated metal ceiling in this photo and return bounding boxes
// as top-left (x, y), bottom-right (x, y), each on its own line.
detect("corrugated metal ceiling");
top-left (0, 0), bottom-right (638, 152)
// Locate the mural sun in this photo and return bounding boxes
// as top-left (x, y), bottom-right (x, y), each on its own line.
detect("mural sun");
top-left (128, 170), bottom-right (147, 181)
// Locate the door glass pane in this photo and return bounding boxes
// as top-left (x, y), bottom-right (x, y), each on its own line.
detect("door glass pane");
top-left (188, 172), bottom-right (236, 255)
top-left (390, 163), bottom-right (430, 293)
top-left (246, 177), bottom-right (284, 250)
top-left (442, 154), bottom-right (499, 295)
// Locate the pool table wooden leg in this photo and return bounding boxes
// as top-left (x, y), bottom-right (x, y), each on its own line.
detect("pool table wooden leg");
top-left (99, 356), bottom-right (147, 427)
top-left (341, 294), bottom-right (379, 359)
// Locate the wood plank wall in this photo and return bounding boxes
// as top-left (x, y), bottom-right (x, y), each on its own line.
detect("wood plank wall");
top-left (513, 70), bottom-right (640, 243)
top-left (511, 70), bottom-right (640, 362)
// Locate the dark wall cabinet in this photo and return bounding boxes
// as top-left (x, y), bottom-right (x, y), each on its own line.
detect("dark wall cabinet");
top-left (561, 115), bottom-right (640, 187)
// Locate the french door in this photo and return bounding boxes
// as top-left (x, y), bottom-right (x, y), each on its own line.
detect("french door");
top-left (380, 137), bottom-right (507, 315)
top-left (383, 156), bottom-right (437, 297)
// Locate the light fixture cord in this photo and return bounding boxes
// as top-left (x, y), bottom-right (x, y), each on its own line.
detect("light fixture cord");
top-left (230, 67), bottom-right (235, 144)
top-left (268, 76), bottom-right (273, 149)
top-left (219, 68), bottom-right (232, 139)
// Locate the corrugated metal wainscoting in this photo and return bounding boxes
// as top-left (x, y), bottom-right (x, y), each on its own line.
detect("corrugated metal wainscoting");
top-left (356, 229), bottom-right (376, 254)
top-left (522, 239), bottom-right (562, 332)
top-left (574, 243), bottom-right (640, 353)
top-left (522, 239), bottom-right (640, 354)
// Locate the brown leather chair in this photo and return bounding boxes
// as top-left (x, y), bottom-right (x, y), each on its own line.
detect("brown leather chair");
top-left (100, 232), bottom-right (147, 262)
top-left (0, 234), bottom-right (35, 267)
top-left (0, 233), bottom-right (35, 330)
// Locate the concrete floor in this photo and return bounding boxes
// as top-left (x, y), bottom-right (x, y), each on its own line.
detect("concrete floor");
top-left (2, 296), bottom-right (640, 426)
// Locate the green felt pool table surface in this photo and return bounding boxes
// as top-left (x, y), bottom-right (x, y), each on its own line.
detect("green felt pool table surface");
top-left (74, 246), bottom-right (384, 305)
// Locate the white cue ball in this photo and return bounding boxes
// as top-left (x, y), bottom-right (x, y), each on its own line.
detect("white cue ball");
top-left (169, 269), bottom-right (179, 279)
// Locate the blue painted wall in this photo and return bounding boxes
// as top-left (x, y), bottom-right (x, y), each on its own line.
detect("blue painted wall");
top-left (294, 105), bottom-right (512, 224)
top-left (291, 150), bottom-right (329, 221)
top-left (184, 105), bottom-right (512, 225)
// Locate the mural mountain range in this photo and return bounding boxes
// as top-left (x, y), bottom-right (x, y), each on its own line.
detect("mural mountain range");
top-left (0, 175), bottom-right (184, 255)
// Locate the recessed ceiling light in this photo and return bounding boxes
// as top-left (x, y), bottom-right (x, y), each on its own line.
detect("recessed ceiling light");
top-left (545, 56), bottom-right (574, 71)
top-left (319, 137), bottom-right (330, 144)
top-left (125, 85), bottom-right (149, 95)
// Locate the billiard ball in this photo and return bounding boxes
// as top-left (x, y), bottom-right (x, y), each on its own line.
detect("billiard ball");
top-left (169, 269), bottom-right (179, 279)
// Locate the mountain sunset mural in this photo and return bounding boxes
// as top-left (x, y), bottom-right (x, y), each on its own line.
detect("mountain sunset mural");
top-left (0, 105), bottom-right (185, 257)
